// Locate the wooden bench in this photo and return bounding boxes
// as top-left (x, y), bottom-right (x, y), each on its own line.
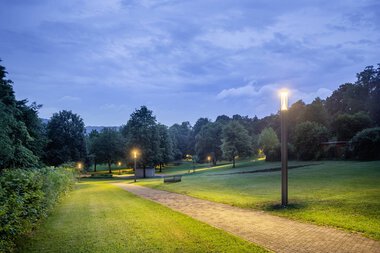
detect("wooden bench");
top-left (164, 175), bottom-right (182, 183)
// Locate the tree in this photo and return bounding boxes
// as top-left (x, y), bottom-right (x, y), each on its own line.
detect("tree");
top-left (122, 106), bottom-right (160, 177)
top-left (168, 122), bottom-right (192, 160)
top-left (258, 127), bottom-right (280, 161)
top-left (0, 61), bottom-right (42, 169)
top-left (187, 117), bottom-right (210, 156)
top-left (301, 97), bottom-right (329, 127)
top-left (221, 121), bottom-right (251, 168)
top-left (355, 65), bottom-right (380, 125)
top-left (195, 122), bottom-right (223, 165)
top-left (156, 124), bottom-right (173, 172)
top-left (87, 130), bottom-right (100, 171)
top-left (325, 83), bottom-right (367, 116)
top-left (89, 128), bottom-right (125, 173)
top-left (294, 121), bottom-right (328, 160)
top-left (348, 127), bottom-right (380, 161)
top-left (44, 110), bottom-right (87, 166)
top-left (331, 112), bottom-right (373, 140)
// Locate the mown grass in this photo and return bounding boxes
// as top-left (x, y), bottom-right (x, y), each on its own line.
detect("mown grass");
top-left (137, 160), bottom-right (380, 240)
top-left (17, 180), bottom-right (267, 253)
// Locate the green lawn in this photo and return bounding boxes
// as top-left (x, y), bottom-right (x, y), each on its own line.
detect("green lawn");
top-left (17, 180), bottom-right (267, 253)
top-left (137, 160), bottom-right (380, 240)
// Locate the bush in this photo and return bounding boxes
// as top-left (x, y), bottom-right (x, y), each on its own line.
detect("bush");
top-left (294, 121), bottom-right (329, 160)
top-left (348, 127), bottom-right (380, 160)
top-left (0, 167), bottom-right (75, 252)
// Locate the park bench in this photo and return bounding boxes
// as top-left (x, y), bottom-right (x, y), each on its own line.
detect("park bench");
top-left (164, 175), bottom-right (182, 183)
top-left (90, 173), bottom-right (113, 178)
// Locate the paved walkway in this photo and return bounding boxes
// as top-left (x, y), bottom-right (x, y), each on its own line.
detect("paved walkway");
top-left (114, 183), bottom-right (380, 253)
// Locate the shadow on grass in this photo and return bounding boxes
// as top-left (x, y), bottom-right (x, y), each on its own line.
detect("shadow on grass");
top-left (260, 201), bottom-right (309, 212)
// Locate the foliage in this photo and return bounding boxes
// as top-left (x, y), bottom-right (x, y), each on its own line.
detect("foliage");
top-left (44, 110), bottom-right (87, 166)
top-left (156, 124), bottom-right (173, 170)
top-left (221, 121), bottom-right (252, 167)
top-left (348, 127), bottom-right (380, 161)
top-left (0, 62), bottom-right (44, 170)
top-left (195, 122), bottom-right (223, 164)
top-left (0, 167), bottom-right (75, 252)
top-left (88, 128), bottom-right (125, 173)
top-left (331, 112), bottom-right (373, 140)
top-left (168, 122), bottom-right (192, 160)
top-left (258, 127), bottom-right (280, 161)
top-left (301, 97), bottom-right (330, 127)
top-left (294, 121), bottom-right (328, 160)
top-left (122, 106), bottom-right (160, 169)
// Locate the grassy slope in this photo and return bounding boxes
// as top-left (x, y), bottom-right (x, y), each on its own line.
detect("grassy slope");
top-left (137, 161), bottom-right (380, 240)
top-left (17, 180), bottom-right (267, 253)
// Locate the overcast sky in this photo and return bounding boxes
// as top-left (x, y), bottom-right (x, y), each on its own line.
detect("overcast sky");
top-left (0, 0), bottom-right (379, 126)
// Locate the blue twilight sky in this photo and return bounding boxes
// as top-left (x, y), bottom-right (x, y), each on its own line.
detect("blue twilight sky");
top-left (0, 0), bottom-right (379, 126)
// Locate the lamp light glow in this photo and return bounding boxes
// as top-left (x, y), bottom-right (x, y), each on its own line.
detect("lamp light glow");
top-left (280, 90), bottom-right (289, 111)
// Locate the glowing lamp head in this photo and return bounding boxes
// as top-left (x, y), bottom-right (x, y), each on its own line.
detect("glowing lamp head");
top-left (117, 161), bottom-right (122, 166)
top-left (77, 162), bottom-right (82, 169)
top-left (280, 90), bottom-right (289, 111)
top-left (133, 150), bottom-right (137, 159)
top-left (207, 156), bottom-right (211, 161)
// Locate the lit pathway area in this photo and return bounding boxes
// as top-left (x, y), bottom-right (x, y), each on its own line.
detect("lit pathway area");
top-left (115, 183), bottom-right (380, 253)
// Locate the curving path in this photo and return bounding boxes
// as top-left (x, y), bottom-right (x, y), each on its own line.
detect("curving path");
top-left (114, 183), bottom-right (380, 253)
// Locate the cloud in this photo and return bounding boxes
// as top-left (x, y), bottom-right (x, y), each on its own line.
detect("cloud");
top-left (59, 96), bottom-right (81, 102)
top-left (217, 83), bottom-right (278, 99)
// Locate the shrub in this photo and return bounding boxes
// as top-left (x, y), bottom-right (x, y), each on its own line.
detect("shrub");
top-left (348, 127), bottom-right (380, 160)
top-left (0, 167), bottom-right (75, 252)
top-left (294, 121), bottom-right (329, 160)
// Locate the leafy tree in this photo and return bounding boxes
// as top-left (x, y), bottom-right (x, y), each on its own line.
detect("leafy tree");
top-left (301, 97), bottom-right (329, 127)
top-left (168, 121), bottom-right (192, 159)
top-left (294, 121), bottom-right (328, 160)
top-left (157, 124), bottom-right (173, 172)
top-left (287, 100), bottom-right (306, 143)
top-left (87, 130), bottom-right (100, 171)
top-left (258, 127), bottom-right (280, 161)
top-left (195, 122), bottom-right (223, 165)
top-left (44, 110), bottom-right (87, 166)
top-left (0, 61), bottom-right (42, 169)
top-left (89, 128), bottom-right (125, 173)
top-left (348, 127), bottom-right (380, 160)
top-left (221, 121), bottom-right (251, 168)
top-left (187, 117), bottom-right (210, 156)
top-left (325, 83), bottom-right (367, 116)
top-left (122, 106), bottom-right (160, 177)
top-left (331, 112), bottom-right (373, 140)
top-left (355, 65), bottom-right (380, 125)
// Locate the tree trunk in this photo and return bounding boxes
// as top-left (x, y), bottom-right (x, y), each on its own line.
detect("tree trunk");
top-left (159, 163), bottom-right (162, 173)
top-left (232, 157), bottom-right (235, 168)
top-left (143, 165), bottom-right (146, 178)
top-left (108, 161), bottom-right (111, 174)
top-left (94, 161), bottom-right (97, 172)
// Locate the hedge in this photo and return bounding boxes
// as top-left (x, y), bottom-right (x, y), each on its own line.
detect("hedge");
top-left (0, 167), bottom-right (76, 252)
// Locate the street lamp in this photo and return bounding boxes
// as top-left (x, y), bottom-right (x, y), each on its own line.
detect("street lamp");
top-left (207, 156), bottom-right (211, 167)
top-left (133, 150), bottom-right (137, 182)
top-left (280, 90), bottom-right (289, 206)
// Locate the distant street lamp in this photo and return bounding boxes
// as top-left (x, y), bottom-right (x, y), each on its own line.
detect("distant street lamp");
top-left (207, 155), bottom-right (211, 167)
top-left (280, 90), bottom-right (289, 206)
top-left (133, 150), bottom-right (137, 182)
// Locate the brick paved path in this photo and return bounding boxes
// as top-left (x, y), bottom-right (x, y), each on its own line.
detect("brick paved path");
top-left (114, 183), bottom-right (380, 253)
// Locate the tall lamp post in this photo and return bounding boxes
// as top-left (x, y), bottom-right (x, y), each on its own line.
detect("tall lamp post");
top-left (207, 156), bottom-right (211, 168)
top-left (280, 90), bottom-right (289, 206)
top-left (133, 150), bottom-right (137, 183)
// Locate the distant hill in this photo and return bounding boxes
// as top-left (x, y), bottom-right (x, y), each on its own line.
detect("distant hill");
top-left (85, 126), bottom-right (120, 134)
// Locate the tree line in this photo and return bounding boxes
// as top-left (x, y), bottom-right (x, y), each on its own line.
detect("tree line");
top-left (1, 61), bottom-right (379, 172)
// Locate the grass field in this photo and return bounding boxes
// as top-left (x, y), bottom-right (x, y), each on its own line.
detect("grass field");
top-left (137, 160), bottom-right (380, 240)
top-left (17, 180), bottom-right (267, 253)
